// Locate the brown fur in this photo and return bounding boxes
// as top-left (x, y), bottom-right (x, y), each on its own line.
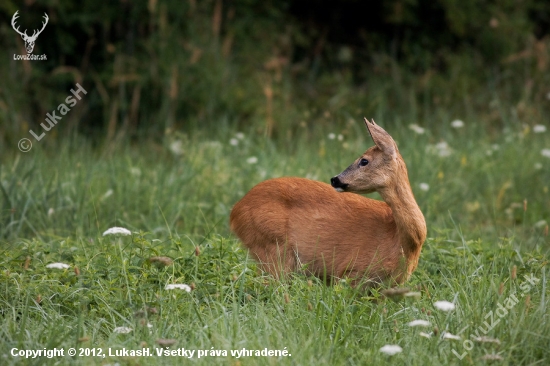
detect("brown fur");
top-left (229, 119), bottom-right (426, 287)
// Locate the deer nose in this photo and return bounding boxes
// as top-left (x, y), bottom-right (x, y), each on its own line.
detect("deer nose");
top-left (331, 176), bottom-right (348, 190)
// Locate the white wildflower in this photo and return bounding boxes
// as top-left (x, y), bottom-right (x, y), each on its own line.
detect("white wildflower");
top-left (165, 284), bottom-right (191, 292)
top-left (46, 262), bottom-right (70, 269)
top-left (169, 140), bottom-right (184, 155)
top-left (541, 149), bottom-right (550, 158)
top-left (409, 124), bottom-right (425, 134)
top-left (404, 291), bottom-right (421, 298)
top-left (442, 332), bottom-right (461, 340)
top-left (481, 354), bottom-right (504, 361)
top-left (427, 141), bottom-right (452, 157)
top-left (451, 120), bottom-right (464, 129)
top-left (47, 208), bottom-right (55, 217)
top-left (246, 156), bottom-right (258, 164)
top-left (435, 141), bottom-right (452, 157)
top-left (235, 132), bottom-right (245, 140)
top-left (113, 327), bottom-right (133, 334)
top-left (434, 300), bottom-right (456, 311)
top-left (534, 163), bottom-right (542, 170)
top-left (102, 227), bottom-right (132, 236)
top-left (337, 134), bottom-right (344, 141)
top-left (379, 345), bottom-right (402, 355)
top-left (101, 189), bottom-right (113, 201)
top-left (130, 167), bottom-right (142, 177)
top-left (419, 183), bottom-right (430, 192)
top-left (328, 133), bottom-right (336, 140)
top-left (419, 332), bottom-right (432, 338)
top-left (408, 320), bottom-right (431, 327)
top-left (473, 336), bottom-right (501, 344)
top-left (533, 125), bottom-right (546, 133)
top-left (535, 220), bottom-right (547, 228)
top-left (229, 138), bottom-right (239, 146)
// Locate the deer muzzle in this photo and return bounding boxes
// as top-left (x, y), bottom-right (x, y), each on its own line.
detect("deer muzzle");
top-left (330, 176), bottom-right (349, 192)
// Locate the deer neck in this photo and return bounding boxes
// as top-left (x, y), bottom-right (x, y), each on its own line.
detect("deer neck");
top-left (378, 165), bottom-right (426, 256)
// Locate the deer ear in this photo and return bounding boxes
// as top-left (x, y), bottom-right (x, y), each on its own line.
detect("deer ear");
top-left (363, 118), bottom-right (396, 155)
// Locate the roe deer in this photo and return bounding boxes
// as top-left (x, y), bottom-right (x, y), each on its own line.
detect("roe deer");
top-left (229, 119), bottom-right (426, 287)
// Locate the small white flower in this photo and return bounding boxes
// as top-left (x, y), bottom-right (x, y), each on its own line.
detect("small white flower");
top-left (434, 300), bottom-right (456, 311)
top-left (101, 189), bottom-right (113, 201)
top-left (102, 227), bottom-right (132, 236)
top-left (409, 124), bottom-right (425, 134)
top-left (165, 284), bottom-right (191, 292)
top-left (419, 332), bottom-right (432, 338)
top-left (535, 220), bottom-right (547, 228)
top-left (328, 133), bottom-right (336, 140)
top-left (235, 132), bottom-right (245, 140)
top-left (427, 141), bottom-right (452, 157)
top-left (408, 320), bottom-right (431, 327)
top-left (47, 208), bottom-right (55, 217)
top-left (541, 149), bottom-right (550, 158)
top-left (404, 291), bottom-right (421, 298)
top-left (473, 336), bottom-right (501, 344)
top-left (533, 125), bottom-right (546, 133)
top-left (379, 345), bottom-right (402, 355)
top-left (442, 332), bottom-right (461, 340)
top-left (546, 92), bottom-right (550, 100)
top-left (169, 140), bottom-right (184, 155)
top-left (229, 138), bottom-right (239, 146)
top-left (435, 141), bottom-right (451, 157)
top-left (451, 120), bottom-right (464, 128)
top-left (113, 327), bottom-right (133, 334)
top-left (130, 167), bottom-right (142, 177)
top-left (337, 134), bottom-right (344, 141)
top-left (246, 156), bottom-right (258, 164)
top-left (534, 163), bottom-right (542, 170)
top-left (46, 262), bottom-right (70, 269)
top-left (419, 183), bottom-right (430, 192)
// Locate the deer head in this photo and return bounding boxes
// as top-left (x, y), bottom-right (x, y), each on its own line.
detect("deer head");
top-left (11, 11), bottom-right (49, 54)
top-left (331, 118), bottom-right (401, 194)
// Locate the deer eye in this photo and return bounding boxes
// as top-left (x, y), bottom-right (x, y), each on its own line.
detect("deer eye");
top-left (359, 158), bottom-right (369, 167)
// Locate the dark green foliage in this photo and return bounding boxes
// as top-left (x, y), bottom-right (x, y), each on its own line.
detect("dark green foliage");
top-left (0, 0), bottom-right (549, 150)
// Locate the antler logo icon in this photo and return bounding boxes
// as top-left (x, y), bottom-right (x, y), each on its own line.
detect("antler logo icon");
top-left (11, 11), bottom-right (49, 54)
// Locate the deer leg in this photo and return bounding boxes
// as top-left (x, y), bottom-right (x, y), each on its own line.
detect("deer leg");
top-left (250, 243), bottom-right (296, 279)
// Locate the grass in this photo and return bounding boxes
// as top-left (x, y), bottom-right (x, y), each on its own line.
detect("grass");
top-left (0, 115), bottom-right (549, 365)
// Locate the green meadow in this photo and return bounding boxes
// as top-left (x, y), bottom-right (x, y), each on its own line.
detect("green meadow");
top-left (1, 2), bottom-right (550, 364)
top-left (1, 109), bottom-right (549, 365)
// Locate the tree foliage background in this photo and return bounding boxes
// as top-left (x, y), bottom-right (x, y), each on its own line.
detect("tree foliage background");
top-left (0, 0), bottom-right (549, 150)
